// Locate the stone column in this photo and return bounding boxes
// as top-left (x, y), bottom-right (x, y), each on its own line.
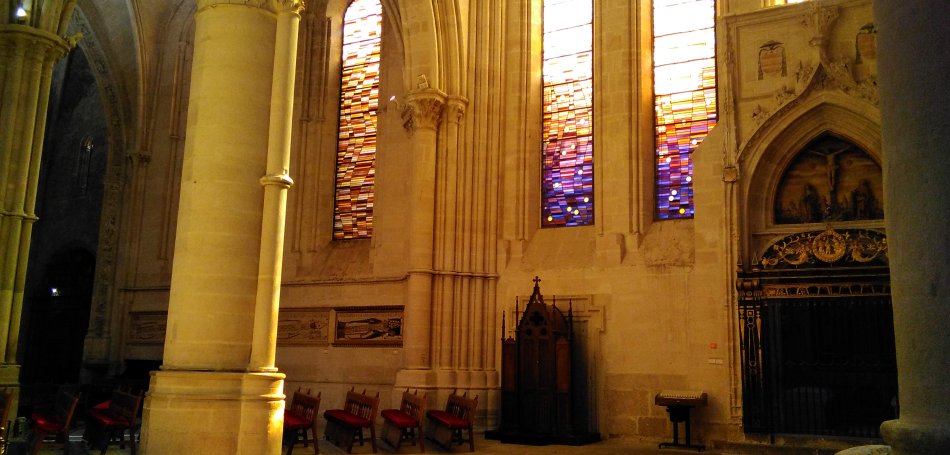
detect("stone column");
top-left (395, 89), bottom-right (445, 387)
top-left (139, 1), bottom-right (302, 453)
top-left (0, 0), bottom-right (77, 412)
top-left (875, 0), bottom-right (950, 453)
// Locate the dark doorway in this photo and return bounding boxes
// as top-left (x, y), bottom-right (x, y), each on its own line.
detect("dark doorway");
top-left (21, 249), bottom-right (94, 384)
top-left (18, 45), bottom-right (108, 401)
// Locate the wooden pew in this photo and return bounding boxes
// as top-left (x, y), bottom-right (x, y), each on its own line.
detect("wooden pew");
top-left (425, 392), bottom-right (477, 452)
top-left (323, 388), bottom-right (379, 453)
top-left (380, 389), bottom-right (426, 452)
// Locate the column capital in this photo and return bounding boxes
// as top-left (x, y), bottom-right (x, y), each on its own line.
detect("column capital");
top-left (445, 95), bottom-right (468, 126)
top-left (197, 0), bottom-right (304, 15)
top-left (275, 0), bottom-right (306, 14)
top-left (0, 25), bottom-right (75, 62)
top-left (402, 88), bottom-right (447, 135)
top-left (2, 0), bottom-right (77, 35)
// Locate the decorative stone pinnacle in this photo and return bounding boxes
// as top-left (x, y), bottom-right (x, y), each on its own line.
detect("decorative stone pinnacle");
top-left (802, 4), bottom-right (839, 48)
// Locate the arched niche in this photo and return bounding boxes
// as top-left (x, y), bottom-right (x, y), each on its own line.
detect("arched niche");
top-left (773, 134), bottom-right (883, 225)
top-left (739, 97), bottom-right (883, 262)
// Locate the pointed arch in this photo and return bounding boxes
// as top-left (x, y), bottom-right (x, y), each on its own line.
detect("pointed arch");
top-left (740, 94), bottom-right (881, 259)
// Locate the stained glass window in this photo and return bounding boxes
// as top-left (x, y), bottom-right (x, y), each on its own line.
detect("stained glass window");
top-left (653, 0), bottom-right (716, 219)
top-left (541, 0), bottom-right (594, 228)
top-left (334, 0), bottom-right (382, 239)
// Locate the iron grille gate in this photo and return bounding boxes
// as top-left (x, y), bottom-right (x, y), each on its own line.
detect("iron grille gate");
top-left (738, 229), bottom-right (897, 438)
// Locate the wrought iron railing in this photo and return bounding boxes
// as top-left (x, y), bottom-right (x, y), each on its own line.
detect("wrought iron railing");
top-left (737, 229), bottom-right (897, 438)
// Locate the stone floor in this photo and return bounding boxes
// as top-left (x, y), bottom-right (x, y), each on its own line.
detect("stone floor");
top-left (10, 430), bottom-right (719, 455)
top-left (11, 425), bottom-right (876, 454)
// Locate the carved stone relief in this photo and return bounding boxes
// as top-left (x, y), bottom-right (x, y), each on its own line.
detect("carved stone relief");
top-left (774, 134), bottom-right (883, 224)
top-left (745, 6), bottom-right (879, 132)
top-left (758, 41), bottom-right (787, 80)
top-left (126, 312), bottom-right (168, 345)
top-left (853, 23), bottom-right (877, 82)
top-left (759, 228), bottom-right (887, 269)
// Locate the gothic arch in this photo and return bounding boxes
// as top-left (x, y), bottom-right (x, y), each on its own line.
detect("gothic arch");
top-left (327, 0), bottom-right (463, 95)
top-left (66, 5), bottom-right (137, 366)
top-left (739, 95), bottom-right (881, 261)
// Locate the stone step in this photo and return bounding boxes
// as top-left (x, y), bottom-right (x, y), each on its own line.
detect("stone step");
top-left (713, 436), bottom-right (884, 455)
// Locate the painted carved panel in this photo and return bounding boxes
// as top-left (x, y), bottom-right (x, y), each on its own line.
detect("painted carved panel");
top-left (774, 134), bottom-right (883, 224)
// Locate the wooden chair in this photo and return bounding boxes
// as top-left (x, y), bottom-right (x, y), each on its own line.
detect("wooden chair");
top-left (0, 390), bottom-right (13, 455)
top-left (323, 388), bottom-right (379, 453)
top-left (30, 389), bottom-right (80, 455)
top-left (425, 391), bottom-right (477, 452)
top-left (84, 388), bottom-right (143, 455)
top-left (380, 389), bottom-right (426, 452)
top-left (284, 389), bottom-right (321, 455)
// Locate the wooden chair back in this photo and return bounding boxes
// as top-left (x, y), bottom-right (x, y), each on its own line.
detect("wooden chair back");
top-left (343, 388), bottom-right (380, 423)
top-left (399, 389), bottom-right (426, 423)
top-left (52, 389), bottom-right (80, 430)
top-left (30, 389), bottom-right (80, 455)
top-left (288, 390), bottom-right (321, 423)
top-left (108, 388), bottom-right (143, 425)
top-left (444, 392), bottom-right (477, 424)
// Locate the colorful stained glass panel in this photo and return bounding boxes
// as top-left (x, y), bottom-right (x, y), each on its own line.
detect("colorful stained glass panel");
top-left (334, 0), bottom-right (382, 239)
top-left (542, 0), bottom-right (594, 228)
top-left (543, 51), bottom-right (593, 85)
top-left (654, 0), bottom-right (716, 220)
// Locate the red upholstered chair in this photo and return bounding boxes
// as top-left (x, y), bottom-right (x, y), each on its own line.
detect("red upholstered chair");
top-left (284, 389), bottom-right (321, 455)
top-left (323, 388), bottom-right (379, 453)
top-left (85, 388), bottom-right (143, 455)
top-left (425, 392), bottom-right (477, 452)
top-left (30, 389), bottom-right (80, 455)
top-left (381, 389), bottom-right (426, 452)
top-left (0, 390), bottom-right (13, 454)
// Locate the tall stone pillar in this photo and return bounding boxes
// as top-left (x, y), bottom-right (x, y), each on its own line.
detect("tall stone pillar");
top-left (875, 0), bottom-right (950, 453)
top-left (395, 89), bottom-right (445, 387)
top-left (139, 1), bottom-right (302, 453)
top-left (0, 0), bottom-right (77, 410)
